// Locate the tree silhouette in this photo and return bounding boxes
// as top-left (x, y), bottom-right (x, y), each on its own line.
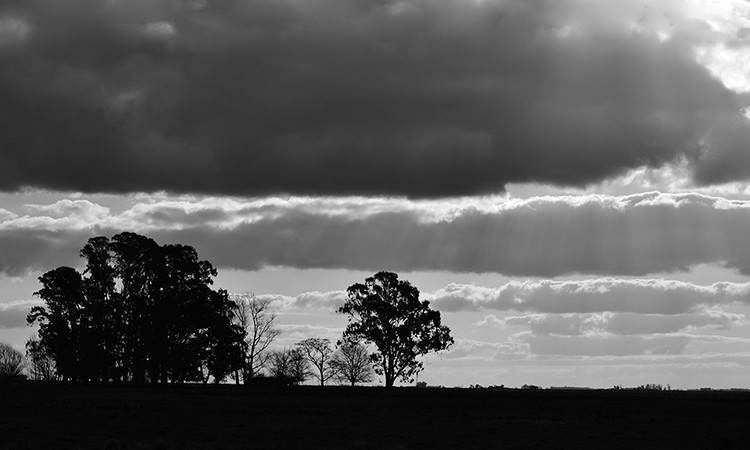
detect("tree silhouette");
top-left (29, 266), bottom-right (85, 381)
top-left (330, 338), bottom-right (373, 386)
top-left (28, 232), bottom-right (244, 384)
top-left (110, 232), bottom-right (160, 384)
top-left (338, 271), bottom-right (453, 387)
top-left (267, 348), bottom-right (311, 385)
top-left (296, 338), bottom-right (335, 386)
top-left (0, 342), bottom-right (24, 380)
top-left (25, 334), bottom-right (56, 381)
top-left (232, 294), bottom-right (281, 383)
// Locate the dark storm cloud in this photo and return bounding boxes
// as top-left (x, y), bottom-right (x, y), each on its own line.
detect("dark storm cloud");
top-left (0, 0), bottom-right (748, 196)
top-left (0, 228), bottom-right (94, 277)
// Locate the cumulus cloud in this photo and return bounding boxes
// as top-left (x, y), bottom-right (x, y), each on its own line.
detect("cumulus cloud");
top-left (243, 291), bottom-right (347, 311)
top-left (0, 0), bottom-right (749, 197)
top-left (7, 191), bottom-right (750, 277)
top-left (430, 278), bottom-right (750, 314)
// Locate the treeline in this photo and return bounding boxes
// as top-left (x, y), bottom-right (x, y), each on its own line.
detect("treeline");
top-left (23, 234), bottom-right (453, 387)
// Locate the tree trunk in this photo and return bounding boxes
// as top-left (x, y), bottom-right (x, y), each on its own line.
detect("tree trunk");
top-left (384, 356), bottom-right (394, 387)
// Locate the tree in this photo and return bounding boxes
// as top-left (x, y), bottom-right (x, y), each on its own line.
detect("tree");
top-left (28, 266), bottom-right (85, 382)
top-left (296, 338), bottom-right (335, 386)
top-left (79, 236), bottom-right (118, 383)
top-left (0, 342), bottom-right (25, 379)
top-left (267, 348), bottom-right (311, 385)
top-left (203, 290), bottom-right (246, 384)
top-left (330, 338), bottom-right (374, 386)
top-left (110, 232), bottom-right (160, 384)
top-left (25, 334), bottom-right (56, 381)
top-left (232, 294), bottom-right (281, 383)
top-left (338, 271), bottom-right (454, 387)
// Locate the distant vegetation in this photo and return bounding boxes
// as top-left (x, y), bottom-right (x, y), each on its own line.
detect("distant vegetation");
top-left (19, 233), bottom-right (453, 387)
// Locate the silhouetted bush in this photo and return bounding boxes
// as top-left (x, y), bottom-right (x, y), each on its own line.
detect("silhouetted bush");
top-left (0, 342), bottom-right (25, 383)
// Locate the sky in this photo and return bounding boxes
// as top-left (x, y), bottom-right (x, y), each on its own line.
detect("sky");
top-left (2, 0), bottom-right (750, 388)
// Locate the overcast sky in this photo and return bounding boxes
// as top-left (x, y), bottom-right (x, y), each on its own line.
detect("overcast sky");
top-left (3, 0), bottom-right (750, 388)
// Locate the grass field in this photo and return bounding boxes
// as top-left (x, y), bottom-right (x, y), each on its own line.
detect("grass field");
top-left (2, 383), bottom-right (750, 449)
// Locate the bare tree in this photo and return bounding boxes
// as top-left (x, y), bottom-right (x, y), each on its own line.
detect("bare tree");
top-left (25, 334), bottom-right (56, 381)
top-left (330, 339), bottom-right (374, 386)
top-left (232, 294), bottom-right (281, 383)
top-left (296, 338), bottom-right (335, 386)
top-left (267, 348), bottom-right (310, 385)
top-left (0, 342), bottom-right (25, 379)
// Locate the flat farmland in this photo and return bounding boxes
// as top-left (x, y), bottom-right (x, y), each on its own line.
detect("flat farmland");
top-left (2, 384), bottom-right (750, 449)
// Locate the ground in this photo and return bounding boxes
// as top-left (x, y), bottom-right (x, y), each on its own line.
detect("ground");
top-left (2, 383), bottom-right (749, 449)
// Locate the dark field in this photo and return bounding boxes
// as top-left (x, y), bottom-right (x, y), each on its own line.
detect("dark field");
top-left (2, 383), bottom-right (750, 449)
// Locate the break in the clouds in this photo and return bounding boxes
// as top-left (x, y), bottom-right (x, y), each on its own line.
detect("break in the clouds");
top-left (5, 191), bottom-right (750, 277)
top-left (1, 0), bottom-right (750, 197)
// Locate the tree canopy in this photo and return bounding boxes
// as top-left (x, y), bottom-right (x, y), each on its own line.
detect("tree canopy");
top-left (232, 294), bottom-right (281, 383)
top-left (330, 338), bottom-right (374, 386)
top-left (296, 338), bottom-right (335, 386)
top-left (28, 232), bottom-right (244, 384)
top-left (338, 271), bottom-right (453, 387)
top-left (0, 342), bottom-right (24, 380)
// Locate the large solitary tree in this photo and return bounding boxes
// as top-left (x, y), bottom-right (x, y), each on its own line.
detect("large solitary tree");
top-left (338, 271), bottom-right (453, 387)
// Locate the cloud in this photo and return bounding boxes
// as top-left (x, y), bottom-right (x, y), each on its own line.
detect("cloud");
top-left (430, 279), bottom-right (750, 314)
top-left (441, 338), bottom-right (529, 360)
top-left (251, 291), bottom-right (347, 311)
top-left (0, 228), bottom-right (95, 277)
top-left (519, 332), bottom-right (692, 356)
top-left (8, 191), bottom-right (750, 277)
top-left (109, 192), bottom-right (750, 276)
top-left (0, 300), bottom-right (42, 329)
top-left (0, 0), bottom-right (749, 197)
top-left (477, 310), bottom-right (746, 335)
top-left (276, 324), bottom-right (343, 342)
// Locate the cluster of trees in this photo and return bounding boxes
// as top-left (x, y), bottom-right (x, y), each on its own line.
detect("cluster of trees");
top-left (27, 233), bottom-right (244, 384)
top-left (23, 233), bottom-right (454, 387)
top-left (265, 338), bottom-right (375, 386)
top-left (262, 271), bottom-right (455, 388)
